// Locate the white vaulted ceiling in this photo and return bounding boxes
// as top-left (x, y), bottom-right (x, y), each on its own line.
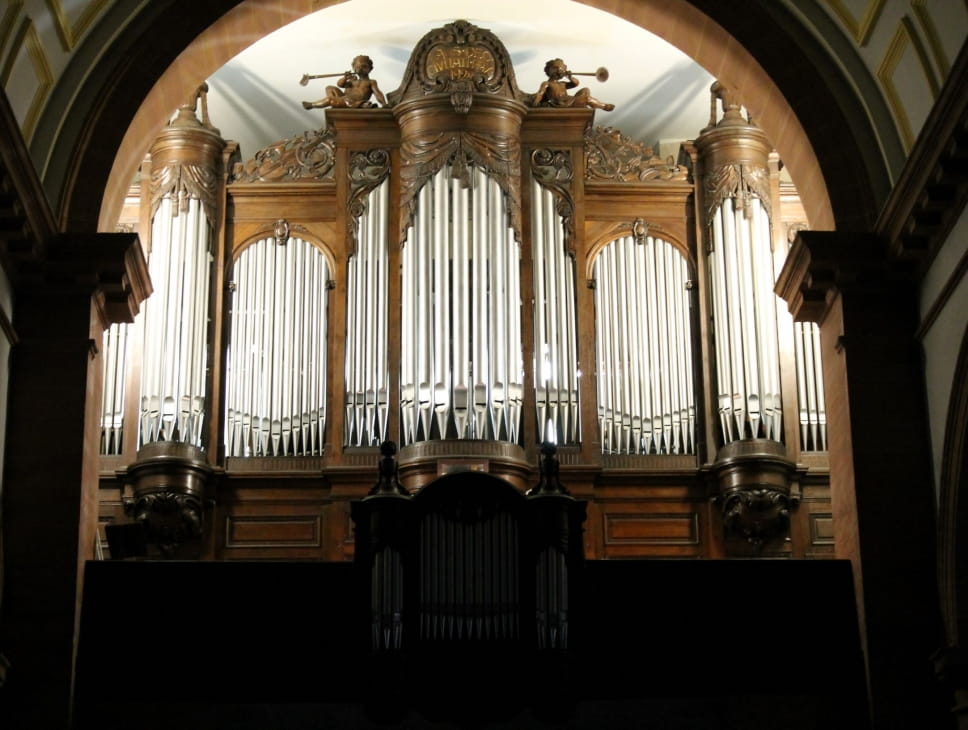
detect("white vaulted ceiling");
top-left (204, 0), bottom-right (716, 162)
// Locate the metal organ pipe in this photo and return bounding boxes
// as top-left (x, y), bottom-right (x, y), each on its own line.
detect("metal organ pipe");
top-left (707, 195), bottom-right (783, 444)
top-left (99, 322), bottom-right (129, 455)
top-left (139, 197), bottom-right (212, 447)
top-left (400, 166), bottom-right (522, 444)
top-left (344, 179), bottom-right (390, 447)
top-left (224, 235), bottom-right (329, 457)
top-left (795, 321), bottom-right (827, 451)
top-left (531, 179), bottom-right (580, 445)
top-left (593, 235), bottom-right (696, 455)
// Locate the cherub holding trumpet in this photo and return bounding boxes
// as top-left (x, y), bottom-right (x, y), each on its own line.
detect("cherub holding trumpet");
top-left (300, 54), bottom-right (387, 109)
top-left (532, 58), bottom-right (614, 111)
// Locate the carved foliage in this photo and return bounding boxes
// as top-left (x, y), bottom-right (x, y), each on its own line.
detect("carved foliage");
top-left (703, 162), bottom-right (772, 222)
top-left (399, 130), bottom-right (521, 245)
top-left (231, 128), bottom-right (336, 183)
top-left (347, 148), bottom-right (391, 252)
top-left (530, 148), bottom-right (575, 254)
top-left (585, 126), bottom-right (689, 183)
top-left (387, 19), bottom-right (524, 113)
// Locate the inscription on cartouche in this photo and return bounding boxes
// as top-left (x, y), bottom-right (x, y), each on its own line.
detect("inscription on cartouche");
top-left (426, 45), bottom-right (496, 81)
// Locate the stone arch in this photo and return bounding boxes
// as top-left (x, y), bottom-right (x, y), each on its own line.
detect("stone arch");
top-left (49, 0), bottom-right (890, 238)
top-left (938, 321), bottom-right (968, 646)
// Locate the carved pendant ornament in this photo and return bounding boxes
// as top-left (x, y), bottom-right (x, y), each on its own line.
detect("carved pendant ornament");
top-left (585, 126), bottom-right (689, 183)
top-left (703, 161), bottom-right (772, 223)
top-left (530, 148), bottom-right (575, 253)
top-left (150, 160), bottom-right (220, 223)
top-left (231, 128), bottom-right (336, 183)
top-left (399, 130), bottom-right (522, 246)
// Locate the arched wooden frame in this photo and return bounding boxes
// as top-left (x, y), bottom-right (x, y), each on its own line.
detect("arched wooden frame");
top-left (585, 225), bottom-right (697, 284)
top-left (219, 228), bottom-right (337, 460)
top-left (587, 231), bottom-right (701, 457)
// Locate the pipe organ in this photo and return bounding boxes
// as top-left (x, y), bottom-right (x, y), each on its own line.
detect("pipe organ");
top-left (100, 20), bottom-right (831, 562)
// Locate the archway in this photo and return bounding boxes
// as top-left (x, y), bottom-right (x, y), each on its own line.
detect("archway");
top-left (57, 0), bottom-right (889, 236)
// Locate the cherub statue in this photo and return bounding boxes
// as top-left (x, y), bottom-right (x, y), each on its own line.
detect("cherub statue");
top-left (532, 58), bottom-right (614, 111)
top-left (300, 54), bottom-right (387, 110)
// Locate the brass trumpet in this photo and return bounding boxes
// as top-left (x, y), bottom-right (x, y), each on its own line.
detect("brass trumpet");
top-left (299, 71), bottom-right (355, 86)
top-left (566, 66), bottom-right (609, 83)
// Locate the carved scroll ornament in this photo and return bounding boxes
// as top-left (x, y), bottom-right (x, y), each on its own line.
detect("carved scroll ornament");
top-left (585, 126), bottom-right (689, 183)
top-left (231, 128), bottom-right (336, 183)
top-left (530, 148), bottom-right (575, 254)
top-left (399, 130), bottom-right (521, 245)
top-left (347, 148), bottom-right (391, 253)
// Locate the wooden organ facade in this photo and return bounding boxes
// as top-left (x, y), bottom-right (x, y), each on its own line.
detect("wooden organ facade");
top-left (98, 20), bottom-right (832, 563)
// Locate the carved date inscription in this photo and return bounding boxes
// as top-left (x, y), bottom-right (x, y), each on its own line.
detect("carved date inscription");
top-left (426, 45), bottom-right (496, 81)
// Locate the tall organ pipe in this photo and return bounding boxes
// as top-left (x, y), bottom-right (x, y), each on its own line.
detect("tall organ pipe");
top-left (400, 166), bottom-right (522, 444)
top-left (696, 90), bottom-right (783, 447)
top-left (345, 180), bottom-right (390, 447)
top-left (531, 179), bottom-right (580, 445)
top-left (224, 236), bottom-right (330, 457)
top-left (99, 322), bottom-right (129, 455)
top-left (592, 236), bottom-right (696, 455)
top-left (140, 99), bottom-right (224, 449)
top-left (140, 196), bottom-right (213, 447)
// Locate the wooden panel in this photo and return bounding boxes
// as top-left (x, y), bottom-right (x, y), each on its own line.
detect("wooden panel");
top-left (601, 502), bottom-right (704, 558)
top-left (606, 512), bottom-right (699, 544)
top-left (225, 515), bottom-right (320, 548)
top-left (810, 512), bottom-right (835, 546)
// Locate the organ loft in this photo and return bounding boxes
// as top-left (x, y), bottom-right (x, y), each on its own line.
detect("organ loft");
top-left (100, 19), bottom-right (830, 564)
top-left (2, 16), bottom-right (879, 729)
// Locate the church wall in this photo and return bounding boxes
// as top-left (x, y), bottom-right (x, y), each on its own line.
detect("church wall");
top-left (921, 206), bottom-right (968, 501)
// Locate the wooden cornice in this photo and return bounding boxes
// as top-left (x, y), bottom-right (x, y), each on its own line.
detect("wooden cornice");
top-left (0, 88), bottom-right (58, 277)
top-left (775, 231), bottom-right (888, 324)
top-left (877, 41), bottom-right (968, 270)
top-left (46, 232), bottom-right (153, 329)
top-left (1, 91), bottom-right (151, 328)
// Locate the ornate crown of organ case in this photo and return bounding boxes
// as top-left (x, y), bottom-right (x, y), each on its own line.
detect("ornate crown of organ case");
top-left (99, 20), bottom-right (832, 562)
